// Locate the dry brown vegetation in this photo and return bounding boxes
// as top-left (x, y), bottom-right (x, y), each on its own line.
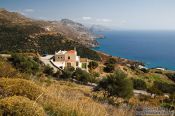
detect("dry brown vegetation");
top-left (0, 54), bottom-right (174, 116)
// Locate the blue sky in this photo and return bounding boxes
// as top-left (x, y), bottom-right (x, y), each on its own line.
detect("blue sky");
top-left (1, 0), bottom-right (175, 30)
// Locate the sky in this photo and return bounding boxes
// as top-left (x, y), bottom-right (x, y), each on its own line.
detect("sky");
top-left (1, 0), bottom-right (175, 30)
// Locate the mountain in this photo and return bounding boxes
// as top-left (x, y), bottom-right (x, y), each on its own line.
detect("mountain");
top-left (0, 9), bottom-right (100, 60)
top-left (89, 25), bottom-right (111, 32)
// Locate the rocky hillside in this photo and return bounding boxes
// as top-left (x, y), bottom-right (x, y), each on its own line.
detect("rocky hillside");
top-left (0, 9), bottom-right (100, 60)
top-left (0, 9), bottom-right (98, 47)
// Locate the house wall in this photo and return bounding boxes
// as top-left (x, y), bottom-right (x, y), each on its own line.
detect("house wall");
top-left (55, 54), bottom-right (65, 62)
top-left (65, 53), bottom-right (76, 62)
top-left (54, 50), bottom-right (89, 71)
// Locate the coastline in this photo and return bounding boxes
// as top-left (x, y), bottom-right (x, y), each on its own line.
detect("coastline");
top-left (93, 31), bottom-right (175, 71)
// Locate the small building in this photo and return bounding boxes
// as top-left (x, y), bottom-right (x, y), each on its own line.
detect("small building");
top-left (54, 49), bottom-right (89, 71)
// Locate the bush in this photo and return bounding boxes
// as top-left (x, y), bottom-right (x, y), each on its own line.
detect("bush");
top-left (103, 64), bottom-right (115, 73)
top-left (166, 73), bottom-right (175, 82)
top-left (0, 57), bottom-right (22, 78)
top-left (10, 53), bottom-right (39, 74)
top-left (132, 79), bottom-right (147, 90)
top-left (43, 65), bottom-right (54, 76)
top-left (153, 81), bottom-right (175, 94)
top-left (60, 67), bottom-right (75, 79)
top-left (88, 61), bottom-right (98, 70)
top-left (147, 86), bottom-right (163, 95)
top-left (0, 96), bottom-right (45, 116)
top-left (105, 57), bottom-right (117, 65)
top-left (73, 68), bottom-right (96, 83)
top-left (91, 71), bottom-right (100, 78)
top-left (96, 70), bottom-right (133, 99)
top-left (140, 68), bottom-right (149, 73)
top-left (0, 78), bottom-right (44, 100)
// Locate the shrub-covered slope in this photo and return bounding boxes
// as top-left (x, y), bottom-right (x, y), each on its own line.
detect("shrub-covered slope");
top-left (0, 9), bottom-right (101, 60)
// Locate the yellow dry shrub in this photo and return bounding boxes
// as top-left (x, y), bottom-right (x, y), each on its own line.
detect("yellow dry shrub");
top-left (0, 57), bottom-right (24, 78)
top-left (42, 82), bottom-right (107, 116)
top-left (0, 78), bottom-right (44, 100)
top-left (0, 96), bottom-right (45, 116)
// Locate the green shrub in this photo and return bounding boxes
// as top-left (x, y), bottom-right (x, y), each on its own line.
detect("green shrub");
top-left (0, 57), bottom-right (21, 78)
top-left (0, 78), bottom-right (44, 100)
top-left (147, 86), bottom-right (163, 95)
top-left (43, 65), bottom-right (54, 76)
top-left (10, 53), bottom-right (40, 74)
top-left (0, 96), bottom-right (45, 116)
top-left (88, 61), bottom-right (98, 70)
top-left (103, 64), bottom-right (115, 73)
top-left (105, 57), bottom-right (117, 65)
top-left (140, 68), bottom-right (149, 73)
top-left (91, 71), bottom-right (100, 78)
top-left (96, 70), bottom-right (133, 99)
top-left (73, 68), bottom-right (96, 83)
top-left (60, 67), bottom-right (74, 79)
top-left (166, 73), bottom-right (175, 82)
top-left (152, 81), bottom-right (175, 94)
top-left (132, 79), bottom-right (147, 90)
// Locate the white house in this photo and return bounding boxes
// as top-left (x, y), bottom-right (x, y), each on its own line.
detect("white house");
top-left (52, 49), bottom-right (89, 71)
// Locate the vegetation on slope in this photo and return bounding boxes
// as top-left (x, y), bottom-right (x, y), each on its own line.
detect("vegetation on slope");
top-left (0, 53), bottom-right (175, 116)
top-left (0, 96), bottom-right (45, 116)
top-left (0, 9), bottom-right (101, 61)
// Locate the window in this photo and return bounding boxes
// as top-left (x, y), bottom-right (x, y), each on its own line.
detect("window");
top-left (82, 63), bottom-right (87, 69)
top-left (76, 62), bottom-right (79, 66)
top-left (68, 56), bottom-right (70, 59)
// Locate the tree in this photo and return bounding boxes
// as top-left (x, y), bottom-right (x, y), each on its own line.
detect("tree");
top-left (140, 68), bottom-right (149, 73)
top-left (166, 73), bottom-right (175, 82)
top-left (153, 81), bottom-right (175, 94)
top-left (105, 57), bottom-right (117, 65)
top-left (103, 64), bottom-right (115, 73)
top-left (88, 61), bottom-right (98, 70)
top-left (132, 79), bottom-right (147, 90)
top-left (96, 70), bottom-right (133, 99)
top-left (72, 68), bottom-right (95, 83)
top-left (10, 53), bottom-right (39, 74)
top-left (60, 67), bottom-right (75, 79)
top-left (43, 65), bottom-right (54, 76)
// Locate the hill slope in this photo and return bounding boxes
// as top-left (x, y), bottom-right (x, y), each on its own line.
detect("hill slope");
top-left (0, 9), bottom-right (100, 60)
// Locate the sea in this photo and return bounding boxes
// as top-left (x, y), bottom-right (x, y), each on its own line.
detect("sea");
top-left (93, 30), bottom-right (175, 70)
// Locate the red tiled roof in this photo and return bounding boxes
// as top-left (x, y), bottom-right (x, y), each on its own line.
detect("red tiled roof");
top-left (67, 50), bottom-right (76, 54)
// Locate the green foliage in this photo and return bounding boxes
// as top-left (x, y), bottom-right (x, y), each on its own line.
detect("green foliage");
top-left (103, 58), bottom-right (117, 73)
top-left (0, 23), bottom-right (101, 61)
top-left (147, 86), bottom-right (163, 95)
top-left (140, 68), bottom-right (149, 73)
top-left (0, 57), bottom-right (22, 78)
top-left (10, 53), bottom-right (39, 74)
top-left (73, 68), bottom-right (96, 83)
top-left (88, 61), bottom-right (98, 70)
top-left (103, 64), bottom-right (115, 73)
top-left (166, 73), bottom-right (175, 82)
top-left (105, 57), bottom-right (117, 65)
top-left (162, 94), bottom-right (175, 109)
top-left (0, 78), bottom-right (44, 100)
top-left (91, 71), bottom-right (100, 78)
top-left (60, 67), bottom-right (74, 79)
top-left (0, 96), bottom-right (45, 116)
top-left (132, 79), bottom-right (147, 90)
top-left (96, 70), bottom-right (133, 99)
top-left (43, 65), bottom-right (54, 76)
top-left (152, 81), bottom-right (175, 94)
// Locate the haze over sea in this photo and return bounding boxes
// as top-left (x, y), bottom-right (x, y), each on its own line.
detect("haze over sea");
top-left (94, 30), bottom-right (175, 70)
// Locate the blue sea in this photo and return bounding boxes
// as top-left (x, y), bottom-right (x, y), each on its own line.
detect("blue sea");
top-left (94, 30), bottom-right (175, 70)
